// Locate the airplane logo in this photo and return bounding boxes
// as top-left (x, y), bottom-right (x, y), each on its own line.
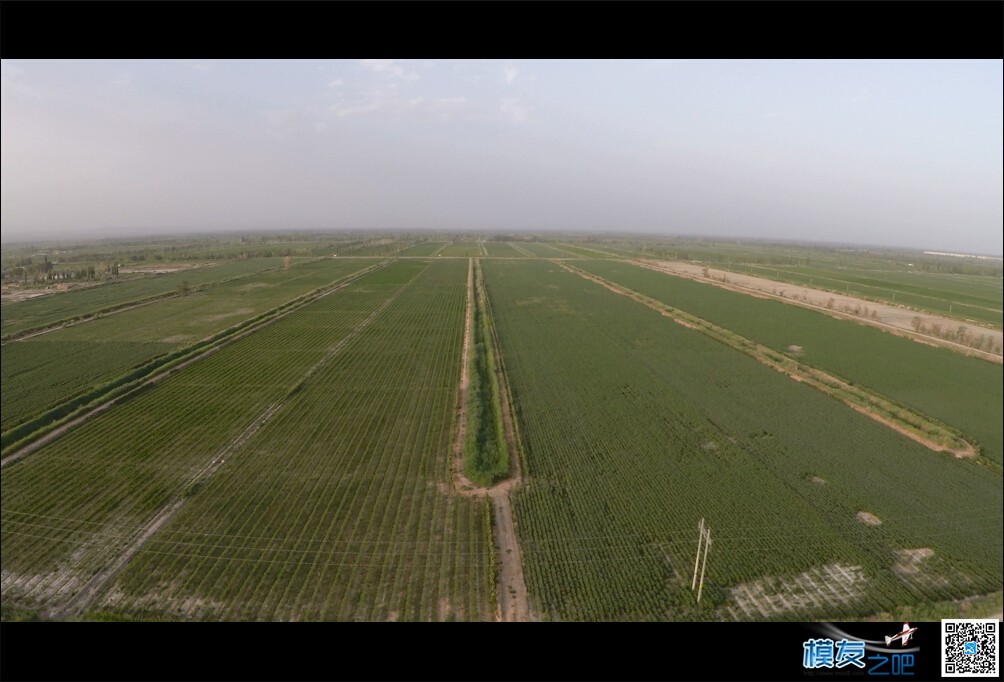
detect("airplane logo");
top-left (884, 622), bottom-right (918, 647)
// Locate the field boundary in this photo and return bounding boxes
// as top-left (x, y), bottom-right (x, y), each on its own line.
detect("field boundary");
top-left (448, 258), bottom-right (531, 621)
top-left (558, 261), bottom-right (981, 462)
top-left (1, 259), bottom-right (393, 468)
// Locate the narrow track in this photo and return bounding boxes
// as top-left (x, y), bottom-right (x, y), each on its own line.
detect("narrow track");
top-left (449, 258), bottom-right (531, 621)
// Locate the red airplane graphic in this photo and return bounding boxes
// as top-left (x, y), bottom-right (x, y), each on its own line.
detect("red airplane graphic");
top-left (885, 622), bottom-right (918, 646)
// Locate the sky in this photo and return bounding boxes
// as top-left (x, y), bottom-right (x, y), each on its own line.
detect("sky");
top-left (1, 59), bottom-right (1001, 254)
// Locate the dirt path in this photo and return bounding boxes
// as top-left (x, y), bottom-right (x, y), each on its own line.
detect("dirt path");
top-left (448, 258), bottom-right (531, 621)
top-left (451, 258), bottom-right (478, 493)
top-left (1, 260), bottom-right (391, 470)
top-left (558, 261), bottom-right (978, 460)
top-left (488, 308), bottom-right (530, 622)
top-left (639, 260), bottom-right (1002, 363)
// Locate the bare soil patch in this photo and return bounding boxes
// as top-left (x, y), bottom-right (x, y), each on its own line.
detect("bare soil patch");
top-left (856, 511), bottom-right (882, 526)
top-left (202, 307), bottom-right (254, 322)
top-left (1, 287), bottom-right (55, 303)
top-left (726, 563), bottom-right (866, 620)
top-left (893, 548), bottom-right (934, 576)
top-left (119, 263), bottom-right (211, 275)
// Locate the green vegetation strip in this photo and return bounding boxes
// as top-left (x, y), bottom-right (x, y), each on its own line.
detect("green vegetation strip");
top-left (0, 260), bottom-right (390, 462)
top-left (463, 259), bottom-right (509, 487)
top-left (560, 262), bottom-right (977, 461)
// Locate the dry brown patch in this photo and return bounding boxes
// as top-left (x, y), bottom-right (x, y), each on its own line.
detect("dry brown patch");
top-left (856, 511), bottom-right (882, 526)
top-left (202, 307), bottom-right (254, 322)
top-left (893, 548), bottom-right (934, 576)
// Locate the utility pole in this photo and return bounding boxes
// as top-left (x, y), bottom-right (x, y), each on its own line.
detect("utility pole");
top-left (691, 518), bottom-right (704, 590)
top-left (697, 526), bottom-right (711, 604)
top-left (691, 518), bottom-right (712, 603)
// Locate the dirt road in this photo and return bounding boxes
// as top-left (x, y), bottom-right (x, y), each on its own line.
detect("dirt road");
top-left (642, 260), bottom-right (1003, 363)
top-left (449, 258), bottom-right (532, 621)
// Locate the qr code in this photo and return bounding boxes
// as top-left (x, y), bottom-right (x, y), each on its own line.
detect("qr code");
top-left (942, 619), bottom-right (999, 677)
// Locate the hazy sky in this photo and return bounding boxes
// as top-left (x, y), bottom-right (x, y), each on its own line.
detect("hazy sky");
top-left (2, 59), bottom-right (1001, 254)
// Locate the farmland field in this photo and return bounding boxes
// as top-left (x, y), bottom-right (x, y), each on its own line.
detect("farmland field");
top-left (1, 258), bottom-right (288, 338)
top-left (483, 259), bottom-right (1002, 620)
top-left (439, 242), bottom-right (484, 257)
top-left (399, 241), bottom-right (448, 256)
top-left (0, 258), bottom-right (377, 433)
top-left (723, 263), bottom-right (1003, 329)
top-left (1, 259), bottom-right (491, 620)
top-left (577, 260), bottom-right (1004, 468)
top-left (481, 241), bottom-right (524, 258)
top-left (1, 236), bottom-right (1001, 623)
top-left (515, 242), bottom-right (580, 258)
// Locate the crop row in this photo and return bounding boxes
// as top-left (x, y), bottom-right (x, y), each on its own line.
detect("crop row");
top-left (1, 259), bottom-right (492, 620)
top-left (0, 260), bottom-right (431, 613)
top-left (97, 258), bottom-right (490, 621)
top-left (483, 260), bottom-right (1002, 620)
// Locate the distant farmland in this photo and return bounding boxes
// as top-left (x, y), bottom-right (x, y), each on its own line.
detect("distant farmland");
top-left (2, 233), bottom-right (1000, 621)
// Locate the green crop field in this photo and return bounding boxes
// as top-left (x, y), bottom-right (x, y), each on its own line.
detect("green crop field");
top-left (1, 259), bottom-right (491, 620)
top-left (0, 258), bottom-right (377, 433)
top-left (2, 233), bottom-right (1000, 623)
top-left (600, 236), bottom-right (1002, 328)
top-left (552, 243), bottom-right (619, 258)
top-left (515, 242), bottom-right (580, 258)
top-left (1, 258), bottom-right (286, 338)
top-left (439, 242), bottom-right (484, 257)
top-left (481, 242), bottom-right (524, 258)
top-left (483, 259), bottom-right (1002, 620)
top-left (400, 241), bottom-right (449, 256)
top-left (577, 260), bottom-right (1004, 467)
